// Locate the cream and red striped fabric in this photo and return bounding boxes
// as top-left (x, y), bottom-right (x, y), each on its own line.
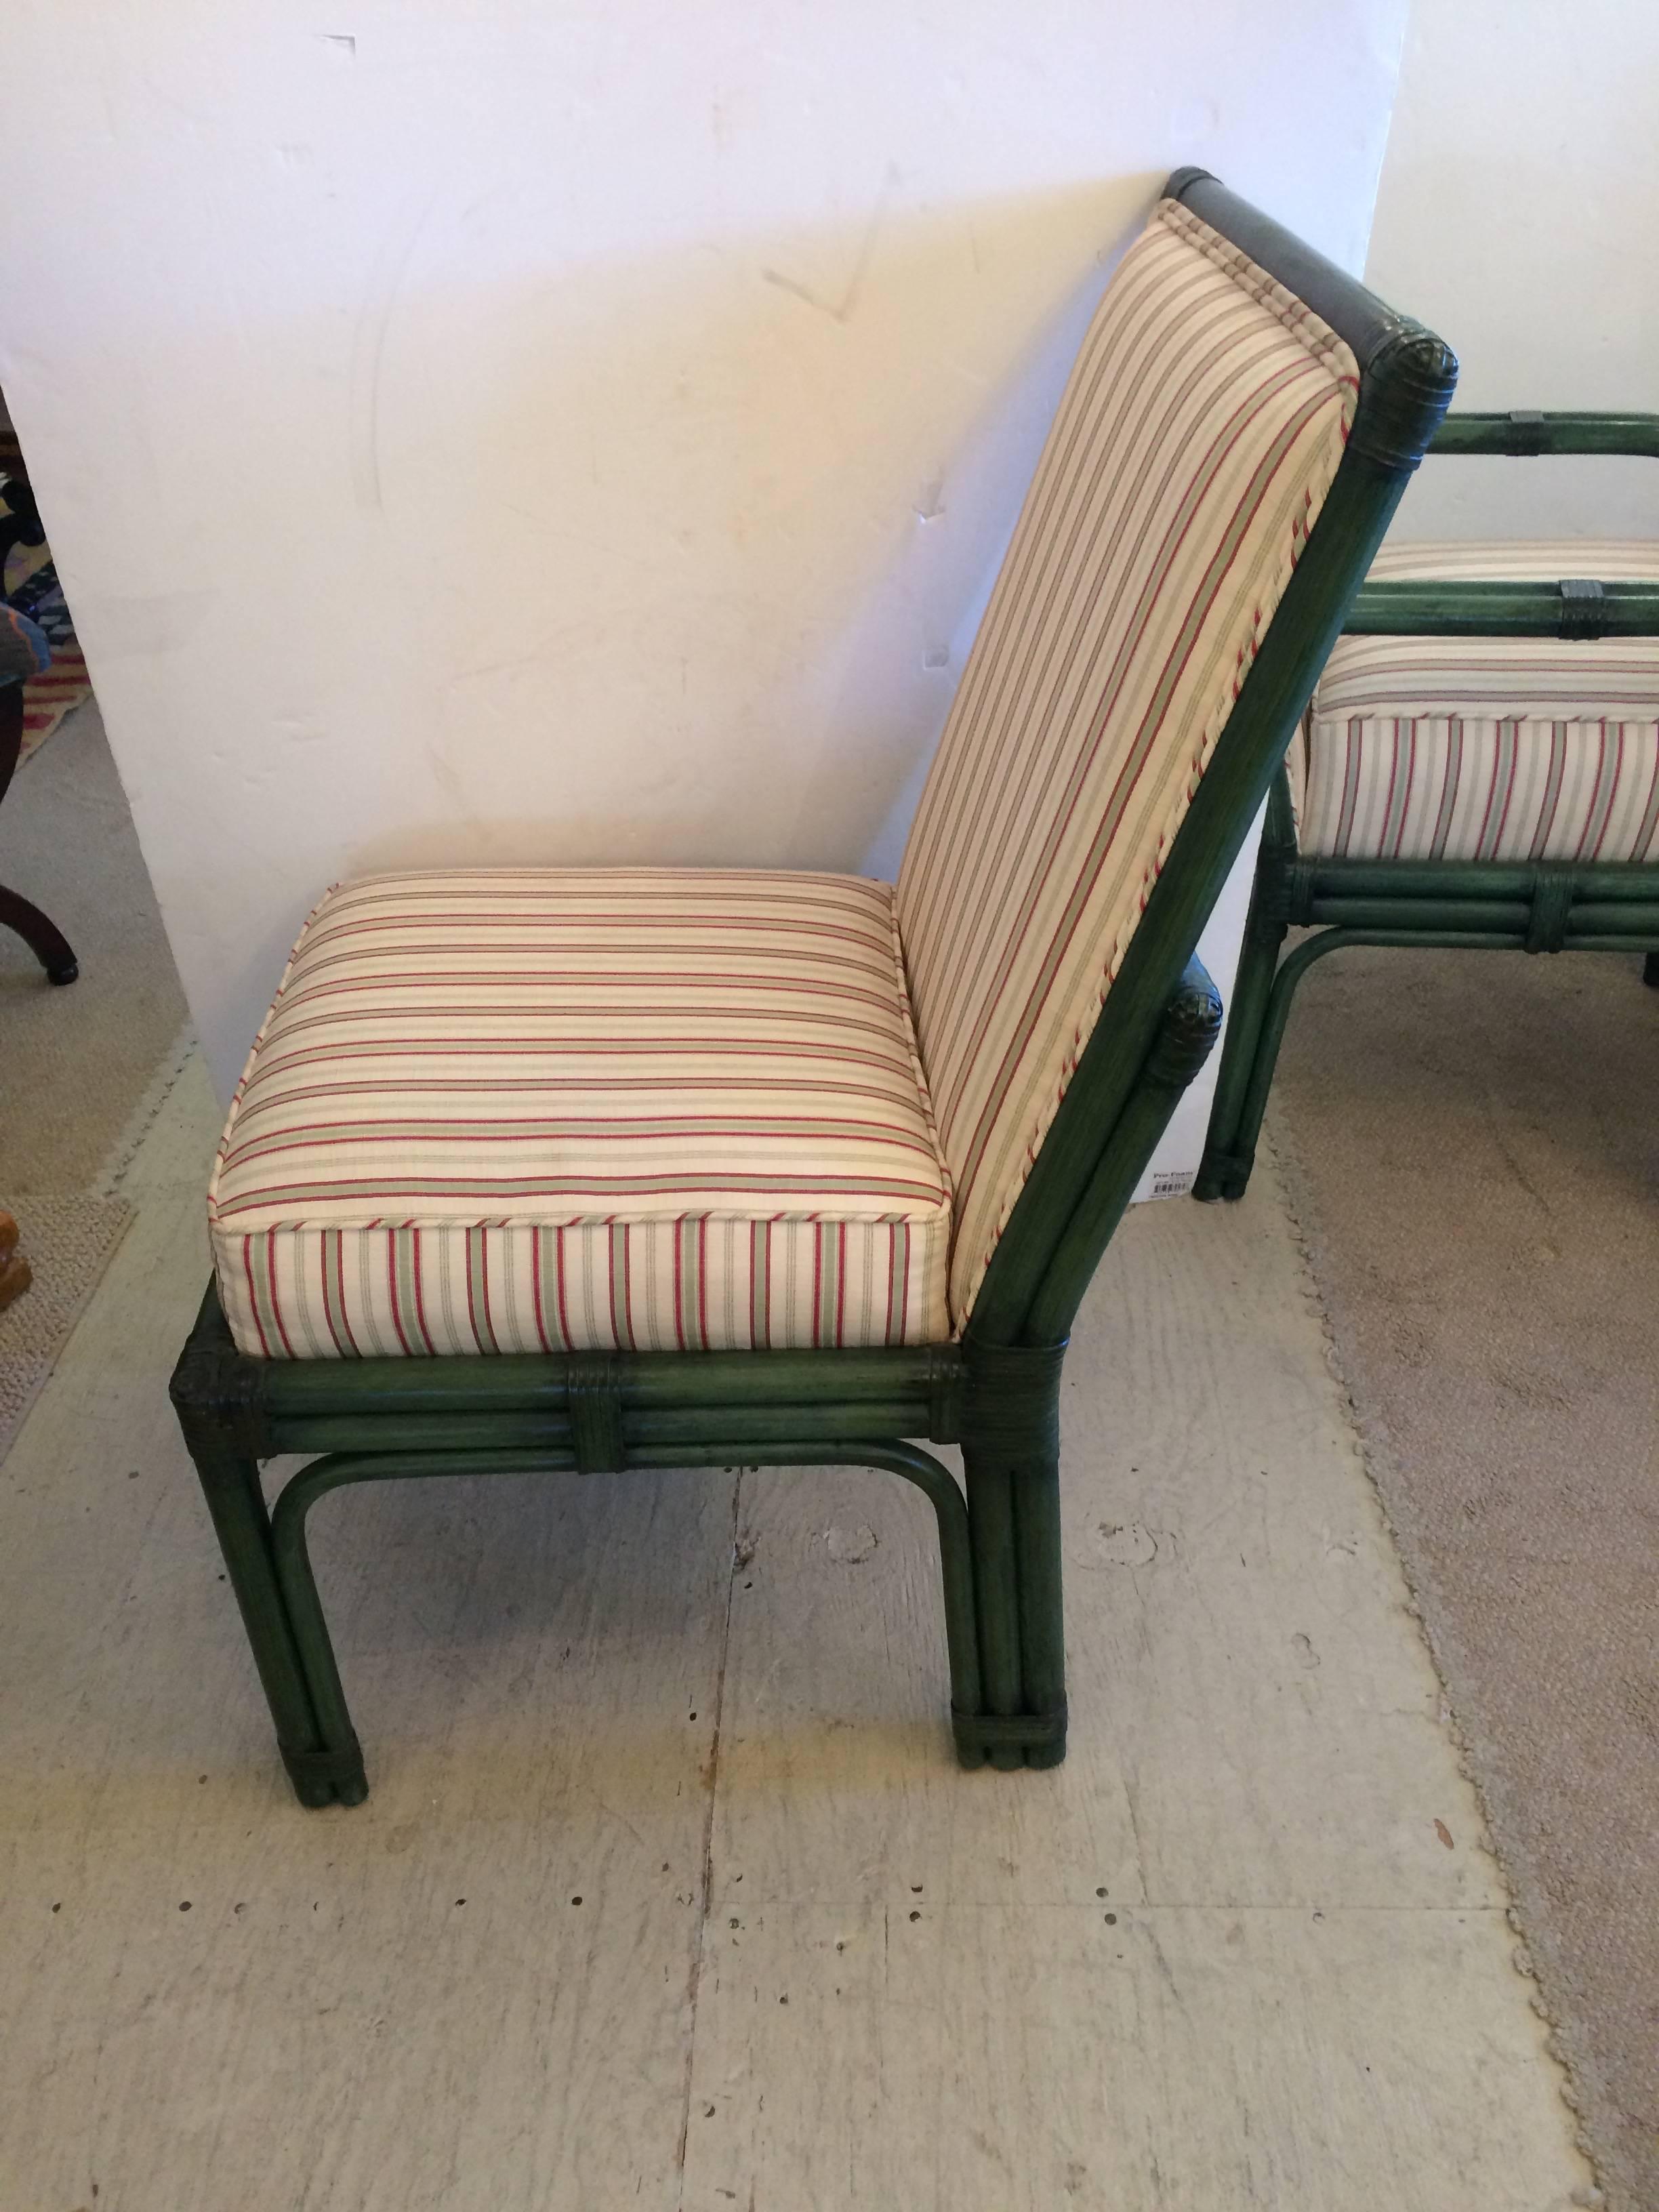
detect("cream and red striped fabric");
top-left (897, 197), bottom-right (1359, 1327)
top-left (1300, 539), bottom-right (1659, 862)
top-left (210, 868), bottom-right (951, 1357)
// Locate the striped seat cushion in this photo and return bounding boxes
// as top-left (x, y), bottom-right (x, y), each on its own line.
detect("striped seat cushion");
top-left (210, 868), bottom-right (951, 1357)
top-left (1298, 539), bottom-right (1659, 862)
top-left (897, 196), bottom-right (1359, 1327)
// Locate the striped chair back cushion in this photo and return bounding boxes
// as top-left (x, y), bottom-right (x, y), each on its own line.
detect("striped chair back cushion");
top-left (898, 197), bottom-right (1359, 1328)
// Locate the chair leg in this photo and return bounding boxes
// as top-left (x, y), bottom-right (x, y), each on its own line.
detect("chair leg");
top-left (962, 1448), bottom-right (1022, 1767)
top-left (180, 1420), bottom-right (366, 1808)
top-left (0, 882), bottom-right (78, 983)
top-left (1197, 920), bottom-right (1347, 1206)
top-left (268, 1470), bottom-right (372, 1808)
top-left (1645, 951), bottom-right (1659, 989)
top-left (1195, 907), bottom-right (1286, 1202)
top-left (1011, 1452), bottom-right (1066, 1771)
top-left (956, 1443), bottom-right (1067, 1771)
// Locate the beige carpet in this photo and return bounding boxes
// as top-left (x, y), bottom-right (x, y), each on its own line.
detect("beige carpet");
top-left (1, 697), bottom-right (191, 1186)
top-left (0, 1194), bottom-right (132, 1448)
top-left (1270, 942), bottom-right (1659, 2212)
top-left (1, 696), bottom-right (191, 1455)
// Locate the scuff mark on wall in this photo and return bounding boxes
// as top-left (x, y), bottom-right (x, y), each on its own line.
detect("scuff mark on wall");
top-left (347, 197), bottom-right (434, 511)
top-left (760, 163), bottom-right (899, 326)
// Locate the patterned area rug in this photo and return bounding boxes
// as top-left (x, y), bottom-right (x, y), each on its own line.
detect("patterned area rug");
top-left (1, 698), bottom-right (193, 1462)
top-left (17, 636), bottom-right (92, 767)
top-left (1, 430), bottom-right (92, 766)
top-left (0, 1193), bottom-right (131, 1459)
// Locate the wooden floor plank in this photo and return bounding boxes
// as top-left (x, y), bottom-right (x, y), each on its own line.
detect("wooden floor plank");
top-left (680, 1902), bottom-right (1578, 2212)
top-left (708, 1459), bottom-right (1145, 1910)
top-left (1057, 1188), bottom-right (1508, 1909)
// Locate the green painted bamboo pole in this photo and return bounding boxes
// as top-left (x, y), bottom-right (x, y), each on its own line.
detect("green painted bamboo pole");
top-left (1346, 579), bottom-right (1659, 636)
top-left (1023, 960), bottom-right (1223, 1347)
top-left (260, 1343), bottom-right (942, 1417)
top-left (1011, 1456), bottom-right (1065, 1767)
top-left (1431, 411), bottom-right (1659, 457)
top-left (186, 1435), bottom-right (335, 1803)
top-left (1566, 905), bottom-right (1659, 934)
top-left (1285, 918), bottom-right (1659, 953)
top-left (1303, 861), bottom-right (1659, 901)
top-left (962, 1450), bottom-right (1023, 1769)
top-left (623, 1403), bottom-right (932, 1446)
top-left (269, 1399), bottom-right (937, 1459)
top-left (1304, 896), bottom-right (1534, 931)
top-left (268, 1437), bottom-right (984, 1755)
top-left (1195, 766), bottom-right (1298, 1206)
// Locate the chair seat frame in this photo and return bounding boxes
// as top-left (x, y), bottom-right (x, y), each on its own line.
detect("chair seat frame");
top-left (171, 170), bottom-right (1458, 1805)
top-left (1197, 409), bottom-right (1659, 1204)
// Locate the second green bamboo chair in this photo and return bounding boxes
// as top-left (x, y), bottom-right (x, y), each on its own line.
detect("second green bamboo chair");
top-left (1197, 412), bottom-right (1659, 1205)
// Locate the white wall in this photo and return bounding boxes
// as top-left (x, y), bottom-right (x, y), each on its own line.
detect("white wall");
top-left (1366, 0), bottom-right (1659, 542)
top-left (1, 1), bottom-right (1408, 1124)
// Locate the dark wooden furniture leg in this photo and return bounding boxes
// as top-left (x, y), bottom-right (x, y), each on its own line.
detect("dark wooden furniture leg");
top-left (0, 682), bottom-right (79, 983)
top-left (0, 1209), bottom-right (31, 1313)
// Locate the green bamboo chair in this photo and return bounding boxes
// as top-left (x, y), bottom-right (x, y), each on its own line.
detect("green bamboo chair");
top-left (171, 169), bottom-right (1456, 1807)
top-left (1197, 413), bottom-right (1659, 1204)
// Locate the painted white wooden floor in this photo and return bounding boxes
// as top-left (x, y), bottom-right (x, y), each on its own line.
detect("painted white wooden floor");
top-left (0, 1061), bottom-right (1589, 2211)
